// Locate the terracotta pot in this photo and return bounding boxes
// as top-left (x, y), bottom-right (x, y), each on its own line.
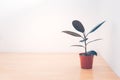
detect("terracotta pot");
top-left (79, 54), bottom-right (94, 69)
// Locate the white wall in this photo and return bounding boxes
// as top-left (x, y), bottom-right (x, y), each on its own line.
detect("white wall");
top-left (0, 0), bottom-right (102, 53)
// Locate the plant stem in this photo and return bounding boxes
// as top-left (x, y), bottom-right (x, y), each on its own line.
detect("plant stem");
top-left (83, 33), bottom-right (87, 54)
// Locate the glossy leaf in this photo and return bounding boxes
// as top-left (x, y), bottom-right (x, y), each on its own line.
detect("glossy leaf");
top-left (87, 39), bottom-right (102, 45)
top-left (71, 45), bottom-right (84, 48)
top-left (87, 50), bottom-right (97, 56)
top-left (62, 31), bottom-right (83, 37)
top-left (72, 20), bottom-right (85, 33)
top-left (80, 38), bottom-right (88, 42)
top-left (87, 21), bottom-right (105, 35)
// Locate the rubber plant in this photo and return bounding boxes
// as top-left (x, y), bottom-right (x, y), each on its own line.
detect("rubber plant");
top-left (62, 20), bottom-right (105, 69)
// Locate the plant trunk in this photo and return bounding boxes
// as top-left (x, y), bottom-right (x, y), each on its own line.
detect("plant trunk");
top-left (83, 33), bottom-right (87, 54)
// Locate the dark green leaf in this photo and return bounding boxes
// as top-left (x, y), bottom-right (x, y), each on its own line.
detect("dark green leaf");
top-left (87, 21), bottom-right (105, 35)
top-left (62, 31), bottom-right (83, 37)
top-left (87, 50), bottom-right (97, 56)
top-left (80, 38), bottom-right (88, 42)
top-left (87, 39), bottom-right (102, 45)
top-left (72, 20), bottom-right (85, 33)
top-left (71, 45), bottom-right (84, 48)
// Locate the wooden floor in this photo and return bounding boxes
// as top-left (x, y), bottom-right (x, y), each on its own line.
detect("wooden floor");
top-left (0, 53), bottom-right (119, 80)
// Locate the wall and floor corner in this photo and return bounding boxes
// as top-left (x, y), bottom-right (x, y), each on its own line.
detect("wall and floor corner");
top-left (0, 0), bottom-right (120, 77)
top-left (97, 0), bottom-right (120, 77)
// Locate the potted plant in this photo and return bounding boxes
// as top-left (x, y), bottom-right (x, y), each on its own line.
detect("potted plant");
top-left (62, 20), bottom-right (105, 69)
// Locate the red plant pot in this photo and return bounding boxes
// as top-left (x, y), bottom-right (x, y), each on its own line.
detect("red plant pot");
top-left (79, 54), bottom-right (94, 69)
